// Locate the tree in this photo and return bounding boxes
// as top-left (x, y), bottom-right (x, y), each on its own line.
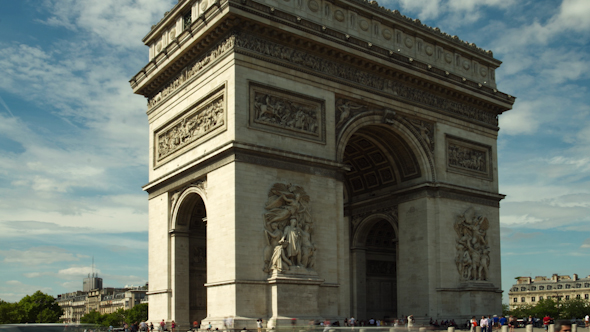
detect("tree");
top-left (559, 298), bottom-right (589, 319)
top-left (126, 303), bottom-right (148, 324)
top-left (0, 300), bottom-right (25, 324)
top-left (18, 291), bottom-right (63, 323)
top-left (81, 310), bottom-right (104, 324)
top-left (502, 303), bottom-right (511, 317)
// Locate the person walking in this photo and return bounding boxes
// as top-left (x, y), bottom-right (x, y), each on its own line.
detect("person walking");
top-left (470, 316), bottom-right (477, 332)
top-left (160, 320), bottom-right (166, 332)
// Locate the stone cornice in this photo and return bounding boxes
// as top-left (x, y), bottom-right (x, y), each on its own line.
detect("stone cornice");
top-left (132, 1), bottom-right (516, 110)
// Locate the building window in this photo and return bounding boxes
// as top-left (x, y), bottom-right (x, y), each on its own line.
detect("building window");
top-left (521, 297), bottom-right (525, 302)
top-left (585, 294), bottom-right (589, 299)
top-left (540, 296), bottom-right (543, 300)
top-left (532, 297), bottom-right (536, 302)
top-left (539, 286), bottom-right (545, 290)
top-left (566, 295), bottom-right (570, 300)
top-left (531, 286), bottom-right (536, 290)
top-left (521, 287), bottom-right (526, 291)
top-left (576, 284), bottom-right (581, 288)
top-left (585, 283), bottom-right (590, 287)
top-left (577, 294), bottom-right (581, 299)
top-left (557, 285), bottom-right (563, 289)
top-left (513, 298), bottom-right (518, 303)
top-left (547, 286), bottom-right (552, 290)
top-left (547, 296), bottom-right (551, 299)
top-left (513, 287), bottom-right (518, 292)
top-left (565, 284), bottom-right (571, 289)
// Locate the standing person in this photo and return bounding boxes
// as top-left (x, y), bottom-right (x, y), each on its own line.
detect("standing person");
top-left (543, 315), bottom-right (551, 332)
top-left (493, 316), bottom-right (499, 330)
top-left (194, 321), bottom-right (200, 332)
top-left (171, 321), bottom-right (176, 332)
top-left (499, 316), bottom-right (507, 328)
top-left (407, 315), bottom-right (414, 330)
top-left (160, 320), bottom-right (166, 332)
top-left (344, 318), bottom-right (348, 327)
top-left (585, 315), bottom-right (589, 328)
top-left (480, 316), bottom-right (488, 332)
top-left (349, 317), bottom-right (356, 330)
top-left (487, 316), bottom-right (493, 332)
top-left (470, 316), bottom-right (477, 332)
top-left (150, 323), bottom-right (154, 332)
top-left (509, 316), bottom-right (516, 332)
top-left (257, 319), bottom-right (263, 332)
top-left (323, 319), bottom-right (331, 332)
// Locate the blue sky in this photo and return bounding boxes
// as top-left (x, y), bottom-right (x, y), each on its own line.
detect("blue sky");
top-left (0, 0), bottom-right (589, 306)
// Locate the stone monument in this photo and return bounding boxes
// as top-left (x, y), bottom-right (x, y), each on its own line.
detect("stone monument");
top-left (130, 0), bottom-right (514, 327)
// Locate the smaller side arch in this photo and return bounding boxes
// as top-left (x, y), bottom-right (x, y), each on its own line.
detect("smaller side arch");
top-left (352, 213), bottom-right (398, 249)
top-left (170, 181), bottom-right (208, 231)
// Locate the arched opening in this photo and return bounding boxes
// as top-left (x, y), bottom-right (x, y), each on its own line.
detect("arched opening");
top-left (188, 196), bottom-right (207, 322)
top-left (344, 124), bottom-right (423, 321)
top-left (172, 189), bottom-right (207, 324)
top-left (363, 219), bottom-right (397, 320)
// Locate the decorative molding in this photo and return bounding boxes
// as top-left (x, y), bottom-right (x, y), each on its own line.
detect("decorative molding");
top-left (147, 35), bottom-right (235, 111)
top-left (446, 135), bottom-right (492, 180)
top-left (154, 85), bottom-right (226, 167)
top-left (249, 82), bottom-right (326, 143)
top-left (235, 31), bottom-right (499, 126)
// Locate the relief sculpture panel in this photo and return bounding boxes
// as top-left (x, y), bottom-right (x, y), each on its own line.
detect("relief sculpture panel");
top-left (446, 135), bottom-right (492, 180)
top-left (262, 183), bottom-right (317, 277)
top-left (250, 83), bottom-right (325, 143)
top-left (454, 207), bottom-right (490, 281)
top-left (154, 86), bottom-right (226, 167)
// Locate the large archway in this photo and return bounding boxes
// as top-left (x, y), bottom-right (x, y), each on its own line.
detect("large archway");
top-left (171, 185), bottom-right (208, 325)
top-left (343, 122), bottom-right (427, 321)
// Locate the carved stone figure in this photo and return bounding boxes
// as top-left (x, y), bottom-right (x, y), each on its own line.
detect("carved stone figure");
top-left (453, 207), bottom-right (490, 281)
top-left (263, 222), bottom-right (284, 273)
top-left (270, 240), bottom-right (292, 273)
top-left (263, 183), bottom-right (315, 274)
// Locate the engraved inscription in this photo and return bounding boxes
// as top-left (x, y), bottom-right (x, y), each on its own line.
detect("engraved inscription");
top-left (250, 83), bottom-right (325, 142)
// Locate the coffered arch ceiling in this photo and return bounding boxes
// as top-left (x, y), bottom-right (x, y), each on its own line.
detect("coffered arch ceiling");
top-left (343, 125), bottom-right (421, 197)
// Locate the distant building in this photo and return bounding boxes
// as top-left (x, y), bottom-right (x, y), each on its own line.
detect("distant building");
top-left (56, 276), bottom-right (147, 323)
top-left (83, 273), bottom-right (103, 292)
top-left (508, 273), bottom-right (590, 309)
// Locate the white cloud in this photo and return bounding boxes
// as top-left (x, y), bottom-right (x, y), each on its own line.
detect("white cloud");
top-left (0, 247), bottom-right (81, 265)
top-left (58, 266), bottom-right (101, 277)
top-left (40, 0), bottom-right (175, 50)
top-left (499, 101), bottom-right (541, 135)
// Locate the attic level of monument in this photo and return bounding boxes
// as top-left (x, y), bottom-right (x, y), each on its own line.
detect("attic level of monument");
top-left (130, 0), bottom-right (515, 125)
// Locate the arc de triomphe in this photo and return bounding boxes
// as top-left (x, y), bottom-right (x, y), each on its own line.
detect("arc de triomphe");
top-left (130, 0), bottom-right (514, 327)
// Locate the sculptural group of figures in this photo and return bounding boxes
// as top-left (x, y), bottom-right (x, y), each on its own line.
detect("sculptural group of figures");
top-left (454, 207), bottom-right (490, 281)
top-left (262, 183), bottom-right (316, 274)
top-left (254, 93), bottom-right (319, 135)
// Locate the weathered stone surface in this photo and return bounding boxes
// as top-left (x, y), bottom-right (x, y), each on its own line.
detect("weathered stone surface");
top-left (134, 0), bottom-right (512, 327)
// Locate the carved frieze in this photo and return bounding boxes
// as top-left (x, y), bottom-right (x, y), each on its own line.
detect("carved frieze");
top-left (235, 32), bottom-right (498, 126)
top-left (147, 36), bottom-right (235, 110)
top-left (249, 83), bottom-right (326, 143)
top-left (262, 183), bottom-right (317, 276)
top-left (154, 87), bottom-right (225, 167)
top-left (446, 135), bottom-right (492, 180)
top-left (454, 207), bottom-right (490, 281)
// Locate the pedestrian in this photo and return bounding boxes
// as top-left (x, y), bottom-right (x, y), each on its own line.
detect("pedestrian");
top-left (160, 320), bottom-right (166, 332)
top-left (150, 323), bottom-right (154, 332)
top-left (407, 315), bottom-right (414, 330)
top-left (470, 316), bottom-right (477, 332)
top-left (257, 319), bottom-right (263, 332)
top-left (171, 320), bottom-right (176, 332)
